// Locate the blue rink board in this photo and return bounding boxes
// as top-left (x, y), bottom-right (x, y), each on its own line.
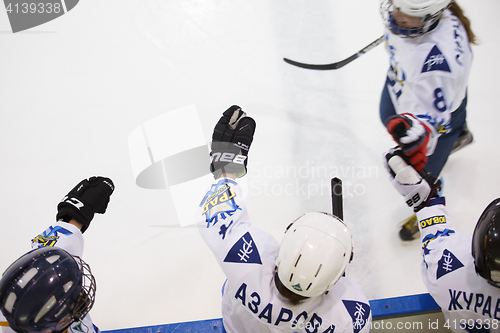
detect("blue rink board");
top-left (103, 293), bottom-right (440, 333)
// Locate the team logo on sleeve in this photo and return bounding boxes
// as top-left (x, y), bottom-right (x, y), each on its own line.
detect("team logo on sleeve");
top-left (437, 249), bottom-right (464, 279)
top-left (200, 180), bottom-right (241, 226)
top-left (422, 228), bottom-right (455, 256)
top-left (420, 215), bottom-right (447, 229)
top-left (224, 232), bottom-right (262, 265)
top-left (416, 114), bottom-right (450, 135)
top-left (31, 226), bottom-right (73, 248)
top-left (422, 45), bottom-right (451, 73)
top-left (342, 300), bottom-right (371, 333)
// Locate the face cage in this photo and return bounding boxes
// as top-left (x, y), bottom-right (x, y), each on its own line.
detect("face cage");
top-left (380, 0), bottom-right (445, 38)
top-left (20, 257), bottom-right (97, 333)
top-left (67, 256), bottom-right (96, 326)
top-left (487, 278), bottom-right (500, 289)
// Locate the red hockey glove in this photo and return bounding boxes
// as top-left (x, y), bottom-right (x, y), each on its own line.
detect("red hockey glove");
top-left (386, 113), bottom-right (432, 171)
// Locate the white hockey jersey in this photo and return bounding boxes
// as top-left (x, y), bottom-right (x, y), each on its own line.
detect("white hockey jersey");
top-left (197, 178), bottom-right (372, 333)
top-left (0, 221), bottom-right (99, 333)
top-left (384, 9), bottom-right (473, 149)
top-left (417, 198), bottom-right (500, 332)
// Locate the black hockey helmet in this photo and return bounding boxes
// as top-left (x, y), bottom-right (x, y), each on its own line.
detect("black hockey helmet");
top-left (472, 198), bottom-right (500, 288)
top-left (0, 247), bottom-right (96, 333)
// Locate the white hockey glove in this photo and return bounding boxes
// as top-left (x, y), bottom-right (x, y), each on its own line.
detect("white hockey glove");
top-left (385, 147), bottom-right (441, 212)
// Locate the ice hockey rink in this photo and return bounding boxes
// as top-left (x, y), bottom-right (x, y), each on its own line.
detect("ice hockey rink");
top-left (0, 0), bottom-right (499, 330)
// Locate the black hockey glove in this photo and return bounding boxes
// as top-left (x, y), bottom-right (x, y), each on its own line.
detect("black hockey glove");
top-left (210, 105), bottom-right (256, 178)
top-left (56, 176), bottom-right (115, 233)
top-left (385, 147), bottom-right (441, 212)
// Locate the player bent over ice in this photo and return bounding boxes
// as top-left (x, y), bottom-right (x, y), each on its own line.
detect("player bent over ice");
top-left (0, 176), bottom-right (114, 333)
top-left (379, 0), bottom-right (476, 241)
top-left (385, 148), bottom-right (500, 332)
top-left (196, 106), bottom-right (372, 333)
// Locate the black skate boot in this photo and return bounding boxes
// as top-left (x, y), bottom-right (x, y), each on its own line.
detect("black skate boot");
top-left (451, 123), bottom-right (473, 154)
top-left (399, 214), bottom-right (419, 241)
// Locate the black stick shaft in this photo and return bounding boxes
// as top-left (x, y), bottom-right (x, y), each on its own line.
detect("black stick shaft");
top-left (283, 35), bottom-right (384, 70)
top-left (331, 177), bottom-right (343, 220)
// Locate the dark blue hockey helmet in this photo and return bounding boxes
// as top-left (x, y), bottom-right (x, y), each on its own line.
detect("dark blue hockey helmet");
top-left (0, 247), bottom-right (96, 333)
top-left (472, 198), bottom-right (500, 288)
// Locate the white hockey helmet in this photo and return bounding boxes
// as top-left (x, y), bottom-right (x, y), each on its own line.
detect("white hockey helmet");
top-left (275, 212), bottom-right (353, 298)
top-left (393, 0), bottom-right (452, 18)
top-left (380, 0), bottom-right (453, 37)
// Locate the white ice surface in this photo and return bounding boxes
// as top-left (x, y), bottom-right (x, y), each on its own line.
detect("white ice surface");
top-left (0, 0), bottom-right (499, 330)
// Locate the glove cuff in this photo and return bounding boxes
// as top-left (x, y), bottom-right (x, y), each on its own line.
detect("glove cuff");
top-left (210, 143), bottom-right (248, 178)
top-left (210, 161), bottom-right (246, 179)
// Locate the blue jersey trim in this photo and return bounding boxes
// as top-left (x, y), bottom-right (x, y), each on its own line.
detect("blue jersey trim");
top-left (427, 197), bottom-right (446, 207)
top-left (100, 294), bottom-right (440, 333)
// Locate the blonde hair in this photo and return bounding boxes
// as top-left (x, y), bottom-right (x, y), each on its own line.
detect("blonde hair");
top-left (449, 2), bottom-right (477, 45)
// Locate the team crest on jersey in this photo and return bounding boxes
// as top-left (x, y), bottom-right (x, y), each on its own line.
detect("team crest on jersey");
top-left (31, 226), bottom-right (73, 248)
top-left (437, 249), bottom-right (464, 279)
top-left (224, 232), bottom-right (262, 265)
top-left (343, 300), bottom-right (371, 333)
top-left (422, 45), bottom-right (451, 73)
top-left (200, 180), bottom-right (241, 226)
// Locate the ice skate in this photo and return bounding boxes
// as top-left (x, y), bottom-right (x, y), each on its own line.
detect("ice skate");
top-left (451, 123), bottom-right (473, 154)
top-left (398, 214), bottom-right (419, 241)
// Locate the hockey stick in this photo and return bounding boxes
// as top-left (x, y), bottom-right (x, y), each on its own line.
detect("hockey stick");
top-left (331, 177), bottom-right (343, 220)
top-left (331, 177), bottom-right (353, 266)
top-left (283, 35), bottom-right (384, 70)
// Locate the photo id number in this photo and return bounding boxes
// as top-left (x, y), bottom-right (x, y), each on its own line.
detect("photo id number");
top-left (6, 2), bottom-right (62, 14)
